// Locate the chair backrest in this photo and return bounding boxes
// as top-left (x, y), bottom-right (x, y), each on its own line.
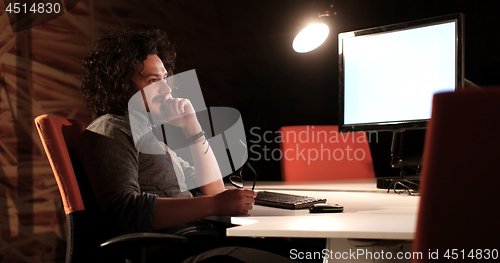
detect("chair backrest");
top-left (35, 115), bottom-right (119, 263)
top-left (413, 88), bottom-right (500, 262)
top-left (35, 114), bottom-right (86, 215)
top-left (279, 125), bottom-right (375, 182)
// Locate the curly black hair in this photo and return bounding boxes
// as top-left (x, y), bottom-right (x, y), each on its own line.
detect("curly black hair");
top-left (81, 29), bottom-right (176, 116)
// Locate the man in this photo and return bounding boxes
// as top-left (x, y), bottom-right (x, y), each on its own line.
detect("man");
top-left (78, 29), bottom-right (297, 262)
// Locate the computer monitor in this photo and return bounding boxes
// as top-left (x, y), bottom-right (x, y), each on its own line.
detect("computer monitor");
top-left (338, 13), bottom-right (464, 132)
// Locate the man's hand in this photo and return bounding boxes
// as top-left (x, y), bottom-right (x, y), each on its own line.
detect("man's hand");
top-left (161, 98), bottom-right (198, 129)
top-left (210, 189), bottom-right (257, 215)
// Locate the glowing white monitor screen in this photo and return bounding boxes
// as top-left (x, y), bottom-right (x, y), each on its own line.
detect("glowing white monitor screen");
top-left (341, 20), bottom-right (458, 128)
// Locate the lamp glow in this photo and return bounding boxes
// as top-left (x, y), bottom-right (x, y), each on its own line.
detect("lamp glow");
top-left (293, 23), bottom-right (329, 53)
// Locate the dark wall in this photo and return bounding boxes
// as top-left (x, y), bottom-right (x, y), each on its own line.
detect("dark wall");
top-left (121, 0), bottom-right (500, 180)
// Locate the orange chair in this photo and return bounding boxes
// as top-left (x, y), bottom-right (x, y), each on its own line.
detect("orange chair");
top-left (413, 89), bottom-right (500, 262)
top-left (35, 114), bottom-right (186, 263)
top-left (279, 125), bottom-right (375, 182)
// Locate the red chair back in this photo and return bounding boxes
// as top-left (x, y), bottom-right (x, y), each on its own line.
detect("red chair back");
top-left (413, 88), bottom-right (500, 262)
top-left (279, 125), bottom-right (375, 181)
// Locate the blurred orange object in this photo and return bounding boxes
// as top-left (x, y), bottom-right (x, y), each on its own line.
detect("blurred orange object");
top-left (279, 125), bottom-right (375, 182)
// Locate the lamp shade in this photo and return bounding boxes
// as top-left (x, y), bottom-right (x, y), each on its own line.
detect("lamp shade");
top-left (292, 23), bottom-right (329, 53)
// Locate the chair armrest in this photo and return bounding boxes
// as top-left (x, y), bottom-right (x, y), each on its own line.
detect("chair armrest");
top-left (101, 232), bottom-right (187, 248)
top-left (101, 233), bottom-right (188, 263)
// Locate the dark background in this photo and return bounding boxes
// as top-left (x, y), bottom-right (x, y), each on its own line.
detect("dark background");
top-left (124, 0), bottom-right (500, 181)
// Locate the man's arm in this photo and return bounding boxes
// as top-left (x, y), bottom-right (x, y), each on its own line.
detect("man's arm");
top-left (181, 121), bottom-right (225, 195)
top-left (153, 97), bottom-right (257, 230)
top-left (163, 97), bottom-right (225, 195)
top-left (153, 189), bottom-right (255, 230)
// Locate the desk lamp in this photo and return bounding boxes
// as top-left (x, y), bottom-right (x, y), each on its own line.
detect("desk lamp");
top-left (293, 0), bottom-right (335, 53)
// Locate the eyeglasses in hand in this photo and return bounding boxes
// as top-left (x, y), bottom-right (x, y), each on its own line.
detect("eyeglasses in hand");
top-left (228, 162), bottom-right (257, 190)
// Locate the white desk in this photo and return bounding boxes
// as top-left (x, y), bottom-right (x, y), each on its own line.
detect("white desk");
top-left (212, 179), bottom-right (420, 262)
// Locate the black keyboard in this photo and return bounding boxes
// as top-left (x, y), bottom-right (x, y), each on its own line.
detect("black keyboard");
top-left (255, 191), bottom-right (327, 210)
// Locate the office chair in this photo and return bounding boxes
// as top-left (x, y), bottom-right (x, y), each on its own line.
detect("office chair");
top-left (279, 125), bottom-right (375, 182)
top-left (413, 88), bottom-right (500, 262)
top-left (35, 114), bottom-right (187, 263)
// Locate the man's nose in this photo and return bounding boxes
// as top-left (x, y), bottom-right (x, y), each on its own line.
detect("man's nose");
top-left (158, 80), bottom-right (172, 94)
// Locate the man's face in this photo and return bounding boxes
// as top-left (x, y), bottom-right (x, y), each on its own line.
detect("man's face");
top-left (132, 54), bottom-right (172, 123)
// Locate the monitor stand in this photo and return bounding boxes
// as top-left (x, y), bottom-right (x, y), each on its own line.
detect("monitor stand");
top-left (376, 130), bottom-right (421, 193)
top-left (377, 80), bottom-right (478, 191)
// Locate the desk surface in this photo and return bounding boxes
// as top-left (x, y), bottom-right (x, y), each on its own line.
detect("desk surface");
top-left (214, 179), bottom-right (419, 241)
top-left (252, 178), bottom-right (388, 193)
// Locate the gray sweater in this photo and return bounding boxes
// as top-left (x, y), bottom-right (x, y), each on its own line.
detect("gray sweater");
top-left (78, 113), bottom-right (197, 234)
